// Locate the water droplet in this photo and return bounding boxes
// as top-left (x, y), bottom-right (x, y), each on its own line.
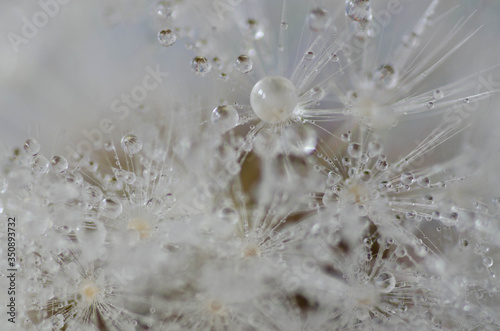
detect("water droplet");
top-left (463, 98), bottom-right (470, 104)
top-left (417, 176), bottom-right (430, 188)
top-left (309, 86), bottom-right (325, 102)
top-left (323, 191), bottom-right (339, 206)
top-left (158, 29), bottom-right (176, 47)
top-left (234, 55), bottom-right (253, 73)
top-left (373, 64), bottom-right (398, 89)
top-left (66, 172), bottom-right (83, 186)
top-left (31, 155), bottom-right (49, 175)
top-left (367, 141), bottom-right (381, 157)
top-left (305, 51), bottom-right (315, 60)
top-left (147, 197), bottom-right (165, 215)
top-left (121, 134), bottom-right (143, 155)
top-left (191, 56), bottom-right (211, 76)
top-left (330, 53), bottom-right (339, 63)
top-left (211, 105), bottom-right (239, 132)
top-left (483, 256), bottom-right (494, 268)
top-left (155, 1), bottom-right (174, 19)
top-left (245, 19), bottom-right (264, 40)
top-left (400, 173), bottom-right (414, 185)
top-left (326, 171), bottom-right (341, 186)
top-left (359, 170), bottom-right (371, 182)
top-left (24, 138), bottom-right (40, 155)
top-left (346, 0), bottom-right (372, 23)
top-left (427, 102), bottom-right (434, 109)
top-left (374, 272), bottom-right (396, 293)
top-left (250, 76), bottom-right (298, 123)
top-left (403, 32), bottom-right (419, 48)
top-left (280, 21), bottom-right (288, 30)
top-left (376, 159), bottom-right (388, 171)
top-left (433, 89), bottom-right (445, 100)
top-left (82, 185), bottom-right (103, 205)
top-left (51, 155), bottom-right (68, 173)
top-left (347, 143), bottom-right (362, 158)
top-left (308, 7), bottom-right (330, 32)
top-left (100, 197), bottom-right (123, 218)
top-left (341, 131), bottom-right (351, 142)
top-left (130, 189), bottom-right (147, 206)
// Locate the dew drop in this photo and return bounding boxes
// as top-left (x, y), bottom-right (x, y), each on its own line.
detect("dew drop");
top-left (330, 53), bottom-right (339, 63)
top-left (250, 76), bottom-right (298, 123)
top-left (347, 143), bottom-right (362, 158)
top-left (51, 156), bottom-right (68, 173)
top-left (417, 176), bottom-right (430, 188)
top-left (280, 21), bottom-right (288, 30)
top-left (24, 138), bottom-right (40, 155)
top-left (427, 102), bottom-right (434, 109)
top-left (155, 1), bottom-right (174, 19)
top-left (121, 134), bottom-right (143, 155)
top-left (359, 170), bottom-right (371, 182)
top-left (31, 155), bottom-right (49, 175)
top-left (376, 159), bottom-right (388, 171)
top-left (374, 272), bottom-right (396, 293)
top-left (245, 19), bottom-right (264, 40)
top-left (82, 185), bottom-right (103, 205)
top-left (346, 0), bottom-right (372, 23)
top-left (367, 141), bottom-right (381, 157)
top-left (191, 56), bottom-right (211, 76)
top-left (323, 191), bottom-right (339, 206)
top-left (341, 131), bottom-right (351, 142)
top-left (147, 197), bottom-right (165, 215)
top-left (158, 29), bottom-right (176, 47)
top-left (433, 89), bottom-right (445, 100)
top-left (100, 197), bottom-right (123, 219)
top-left (326, 171), bottom-right (341, 186)
top-left (400, 172), bottom-right (414, 185)
top-left (483, 256), bottom-right (494, 268)
top-left (308, 7), bottom-right (330, 32)
top-left (211, 105), bottom-right (239, 132)
top-left (305, 51), bottom-right (315, 60)
top-left (234, 55), bottom-right (253, 73)
top-left (373, 64), bottom-right (398, 89)
top-left (403, 32), bottom-right (419, 48)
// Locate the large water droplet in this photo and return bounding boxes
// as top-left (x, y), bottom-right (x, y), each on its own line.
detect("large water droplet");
top-left (347, 143), bottom-right (362, 158)
top-left (250, 76), bottom-right (298, 123)
top-left (309, 7), bottom-right (330, 32)
top-left (211, 105), bottom-right (239, 133)
top-left (24, 138), bottom-right (40, 155)
top-left (346, 0), bottom-right (372, 23)
top-left (121, 134), bottom-right (143, 155)
top-left (191, 56), bottom-right (211, 76)
top-left (235, 55), bottom-right (253, 73)
top-left (31, 155), bottom-right (49, 175)
top-left (374, 64), bottom-right (398, 89)
top-left (82, 185), bottom-right (103, 205)
top-left (158, 29), bottom-right (176, 47)
top-left (374, 272), bottom-right (396, 293)
top-left (51, 155), bottom-right (68, 173)
top-left (400, 173), bottom-right (414, 185)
